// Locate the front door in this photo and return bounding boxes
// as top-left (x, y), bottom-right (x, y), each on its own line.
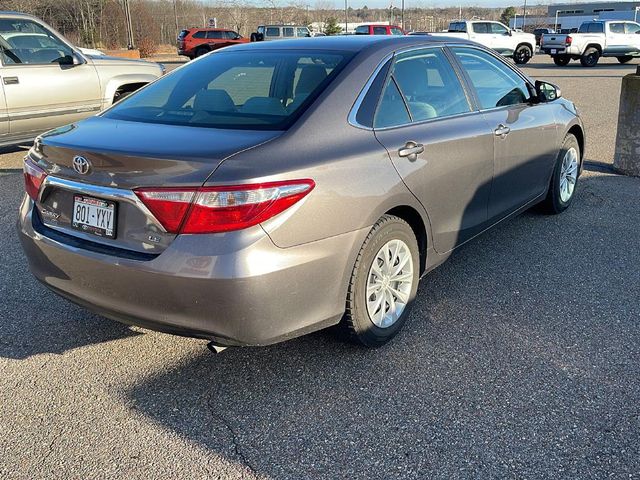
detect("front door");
top-left (451, 46), bottom-right (558, 221)
top-left (0, 17), bottom-right (101, 140)
top-left (373, 47), bottom-right (495, 253)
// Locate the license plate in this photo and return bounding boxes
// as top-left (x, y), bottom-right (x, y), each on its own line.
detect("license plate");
top-left (551, 49), bottom-right (557, 54)
top-left (71, 195), bottom-right (116, 238)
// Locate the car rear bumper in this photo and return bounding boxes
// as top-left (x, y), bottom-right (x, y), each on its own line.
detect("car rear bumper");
top-left (18, 196), bottom-right (368, 346)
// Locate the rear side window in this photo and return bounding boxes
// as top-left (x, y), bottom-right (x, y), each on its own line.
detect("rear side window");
top-left (578, 22), bottom-right (604, 33)
top-left (452, 47), bottom-right (530, 109)
top-left (104, 50), bottom-right (352, 130)
top-left (610, 23), bottom-right (625, 34)
top-left (449, 22), bottom-right (467, 33)
top-left (375, 79), bottom-right (410, 128)
top-left (192, 31), bottom-right (206, 39)
top-left (373, 26), bottom-right (387, 35)
top-left (391, 48), bottom-right (470, 122)
top-left (472, 23), bottom-right (490, 34)
top-left (266, 27), bottom-right (280, 37)
top-left (207, 31), bottom-right (224, 39)
top-left (283, 27), bottom-right (294, 37)
top-left (355, 26), bottom-right (369, 34)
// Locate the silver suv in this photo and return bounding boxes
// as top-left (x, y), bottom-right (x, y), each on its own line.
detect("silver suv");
top-left (0, 12), bottom-right (163, 147)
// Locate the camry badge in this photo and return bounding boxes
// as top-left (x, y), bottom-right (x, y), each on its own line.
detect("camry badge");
top-left (72, 156), bottom-right (91, 175)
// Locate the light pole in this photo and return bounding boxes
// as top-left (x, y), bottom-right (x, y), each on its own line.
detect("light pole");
top-left (173, 0), bottom-right (179, 37)
top-left (401, 0), bottom-right (405, 30)
top-left (635, 6), bottom-right (639, 23)
top-left (513, 13), bottom-right (518, 29)
top-left (522, 0), bottom-right (527, 31)
top-left (123, 0), bottom-right (134, 49)
top-left (554, 9), bottom-right (565, 32)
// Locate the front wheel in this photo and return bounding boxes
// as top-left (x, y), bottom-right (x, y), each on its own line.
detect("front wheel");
top-left (617, 55), bottom-right (633, 64)
top-left (580, 47), bottom-right (600, 67)
top-left (541, 134), bottom-right (580, 214)
top-left (514, 45), bottom-right (533, 64)
top-left (342, 215), bottom-right (420, 347)
top-left (553, 55), bottom-right (571, 66)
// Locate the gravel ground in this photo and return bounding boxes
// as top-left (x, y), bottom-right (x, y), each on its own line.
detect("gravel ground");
top-left (1, 55), bottom-right (639, 479)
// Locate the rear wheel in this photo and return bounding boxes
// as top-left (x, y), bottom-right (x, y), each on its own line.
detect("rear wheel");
top-left (542, 134), bottom-right (580, 214)
top-left (617, 55), bottom-right (633, 64)
top-left (514, 45), bottom-right (533, 64)
top-left (342, 215), bottom-right (419, 347)
top-left (553, 55), bottom-right (571, 66)
top-left (195, 46), bottom-right (209, 58)
top-left (580, 47), bottom-right (600, 67)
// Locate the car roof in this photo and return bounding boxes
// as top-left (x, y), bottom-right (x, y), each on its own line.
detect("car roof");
top-left (231, 35), bottom-right (476, 52)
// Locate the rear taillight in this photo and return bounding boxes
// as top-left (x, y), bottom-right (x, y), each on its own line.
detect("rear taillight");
top-left (566, 36), bottom-right (572, 46)
top-left (23, 157), bottom-right (47, 201)
top-left (135, 180), bottom-right (315, 234)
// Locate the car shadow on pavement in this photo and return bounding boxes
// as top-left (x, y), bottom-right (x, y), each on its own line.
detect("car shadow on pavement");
top-left (125, 173), bottom-right (640, 478)
top-left (0, 172), bottom-right (141, 360)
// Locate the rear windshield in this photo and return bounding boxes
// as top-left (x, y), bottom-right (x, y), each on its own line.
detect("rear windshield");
top-left (104, 50), bottom-right (352, 130)
top-left (448, 22), bottom-right (467, 33)
top-left (178, 30), bottom-right (189, 40)
top-left (578, 22), bottom-right (604, 33)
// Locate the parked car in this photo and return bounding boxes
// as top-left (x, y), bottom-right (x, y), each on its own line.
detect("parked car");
top-left (251, 25), bottom-right (311, 41)
top-left (177, 28), bottom-right (248, 59)
top-left (0, 12), bottom-right (163, 148)
top-left (533, 27), bottom-right (555, 46)
top-left (541, 20), bottom-right (640, 66)
top-left (19, 36), bottom-right (584, 348)
top-left (431, 20), bottom-right (536, 64)
top-left (354, 24), bottom-right (405, 35)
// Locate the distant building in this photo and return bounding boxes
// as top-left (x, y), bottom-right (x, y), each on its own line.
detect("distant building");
top-left (510, 1), bottom-right (640, 31)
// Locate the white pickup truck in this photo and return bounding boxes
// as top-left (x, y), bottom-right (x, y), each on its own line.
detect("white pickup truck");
top-left (430, 20), bottom-right (536, 64)
top-left (541, 20), bottom-right (640, 67)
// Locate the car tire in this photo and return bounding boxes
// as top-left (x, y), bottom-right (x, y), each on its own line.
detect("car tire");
top-left (514, 44), bottom-right (533, 64)
top-left (617, 55), bottom-right (633, 64)
top-left (553, 55), bottom-right (571, 66)
top-left (342, 214), bottom-right (420, 347)
top-left (250, 33), bottom-right (257, 42)
top-left (195, 47), bottom-right (209, 58)
top-left (580, 47), bottom-right (600, 67)
top-left (542, 134), bottom-right (580, 214)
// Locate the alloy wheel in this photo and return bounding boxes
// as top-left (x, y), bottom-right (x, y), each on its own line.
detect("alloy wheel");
top-left (366, 239), bottom-right (414, 328)
top-left (559, 147), bottom-right (578, 203)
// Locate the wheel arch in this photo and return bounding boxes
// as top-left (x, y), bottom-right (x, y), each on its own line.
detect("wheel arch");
top-left (103, 74), bottom-right (158, 108)
top-left (567, 124), bottom-right (585, 161)
top-left (585, 43), bottom-right (603, 55)
top-left (516, 41), bottom-right (534, 52)
top-left (385, 205), bottom-right (428, 275)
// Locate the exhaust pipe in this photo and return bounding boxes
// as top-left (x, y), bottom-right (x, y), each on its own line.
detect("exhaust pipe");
top-left (207, 341), bottom-right (228, 354)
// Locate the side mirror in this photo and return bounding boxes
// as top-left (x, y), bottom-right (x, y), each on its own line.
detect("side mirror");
top-left (535, 80), bottom-right (561, 102)
top-left (59, 52), bottom-right (85, 66)
top-left (508, 29), bottom-right (513, 36)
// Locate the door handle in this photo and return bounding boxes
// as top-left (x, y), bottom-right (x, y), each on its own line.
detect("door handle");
top-left (494, 124), bottom-right (510, 137)
top-left (398, 141), bottom-right (424, 161)
top-left (3, 76), bottom-right (19, 85)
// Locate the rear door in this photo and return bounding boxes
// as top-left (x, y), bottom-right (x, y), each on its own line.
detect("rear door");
top-left (0, 18), bottom-right (101, 140)
top-left (373, 47), bottom-right (495, 253)
top-left (451, 46), bottom-right (558, 221)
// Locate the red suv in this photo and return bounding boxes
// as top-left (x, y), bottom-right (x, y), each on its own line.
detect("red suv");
top-left (354, 24), bottom-right (405, 35)
top-left (177, 28), bottom-right (249, 59)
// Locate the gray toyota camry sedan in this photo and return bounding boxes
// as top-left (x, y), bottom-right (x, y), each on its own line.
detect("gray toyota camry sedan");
top-left (19, 36), bottom-right (585, 348)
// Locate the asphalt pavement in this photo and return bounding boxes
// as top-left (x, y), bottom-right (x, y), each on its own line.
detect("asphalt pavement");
top-left (1, 56), bottom-right (639, 479)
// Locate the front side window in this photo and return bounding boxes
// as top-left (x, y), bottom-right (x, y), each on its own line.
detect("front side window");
top-left (390, 27), bottom-right (404, 35)
top-left (627, 23), bottom-right (640, 34)
top-left (0, 18), bottom-right (73, 64)
top-left (283, 27), bottom-right (294, 37)
top-left (490, 22), bottom-right (509, 34)
top-left (610, 23), bottom-right (625, 34)
top-left (452, 47), bottom-right (530, 109)
top-left (391, 48), bottom-right (470, 121)
top-left (373, 26), bottom-right (387, 35)
top-left (297, 27), bottom-right (310, 37)
top-left (224, 31), bottom-right (239, 40)
top-left (104, 50), bottom-right (351, 130)
top-left (266, 27), bottom-right (280, 37)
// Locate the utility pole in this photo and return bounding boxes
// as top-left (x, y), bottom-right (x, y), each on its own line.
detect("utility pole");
top-left (401, 0), bottom-right (404, 30)
top-left (123, 0), bottom-right (134, 49)
top-left (522, 0), bottom-right (527, 31)
top-left (344, 0), bottom-right (348, 34)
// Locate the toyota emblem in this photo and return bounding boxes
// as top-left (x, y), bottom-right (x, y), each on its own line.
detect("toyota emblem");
top-left (72, 156), bottom-right (91, 175)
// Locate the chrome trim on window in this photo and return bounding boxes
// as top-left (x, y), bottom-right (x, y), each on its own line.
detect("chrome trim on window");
top-left (39, 176), bottom-right (168, 233)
